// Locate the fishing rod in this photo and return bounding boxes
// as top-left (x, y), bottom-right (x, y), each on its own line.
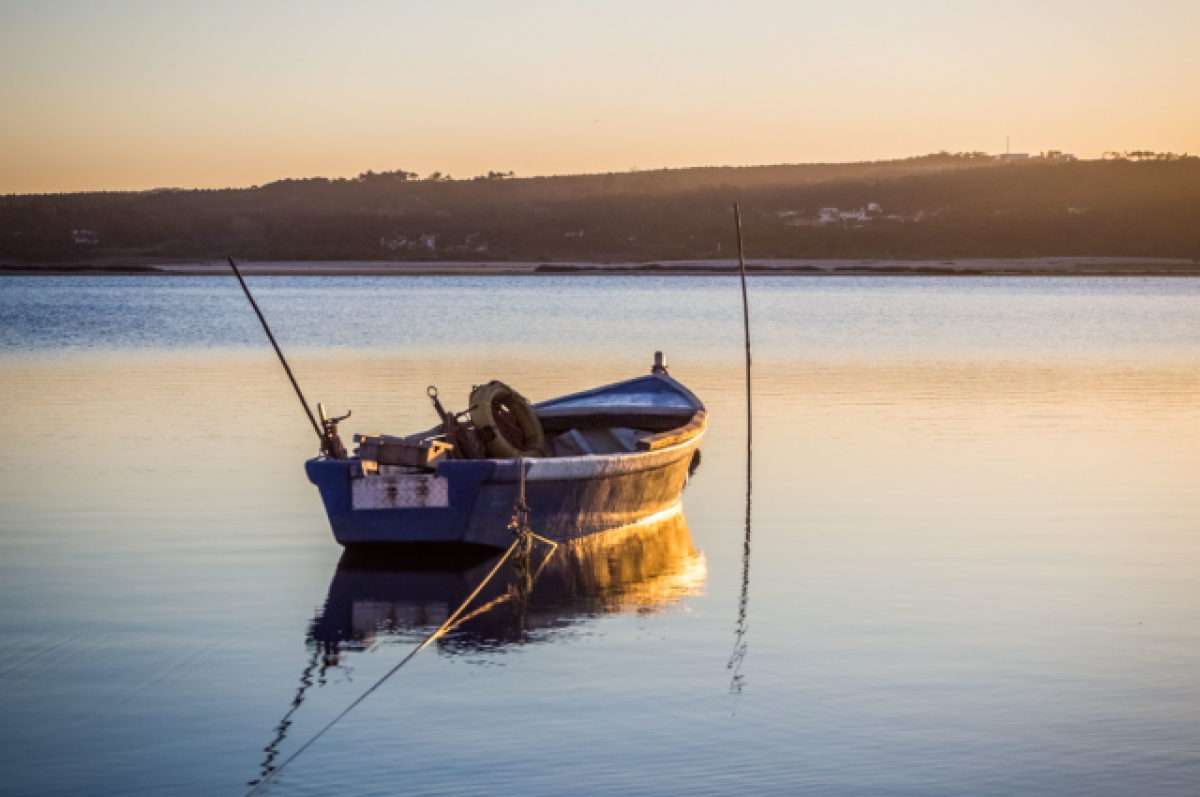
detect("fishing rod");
top-left (227, 256), bottom-right (347, 458)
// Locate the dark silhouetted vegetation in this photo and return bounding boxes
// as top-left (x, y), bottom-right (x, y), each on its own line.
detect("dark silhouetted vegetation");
top-left (2, 154), bottom-right (1198, 264)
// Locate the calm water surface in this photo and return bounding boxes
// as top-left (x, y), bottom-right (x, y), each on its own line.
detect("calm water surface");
top-left (1, 277), bottom-right (1198, 796)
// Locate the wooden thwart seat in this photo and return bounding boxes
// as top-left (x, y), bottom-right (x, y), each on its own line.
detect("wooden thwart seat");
top-left (636, 411), bottom-right (707, 452)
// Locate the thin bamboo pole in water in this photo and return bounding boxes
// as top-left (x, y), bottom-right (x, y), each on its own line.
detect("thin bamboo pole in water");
top-left (733, 205), bottom-right (752, 448)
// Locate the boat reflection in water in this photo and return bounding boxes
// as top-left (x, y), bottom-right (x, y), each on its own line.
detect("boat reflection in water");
top-left (254, 508), bottom-right (705, 784)
top-left (309, 505), bottom-right (706, 663)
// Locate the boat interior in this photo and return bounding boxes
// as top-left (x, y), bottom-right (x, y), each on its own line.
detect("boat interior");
top-left (353, 373), bottom-right (706, 467)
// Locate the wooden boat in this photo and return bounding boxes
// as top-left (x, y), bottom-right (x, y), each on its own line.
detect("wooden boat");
top-left (305, 355), bottom-right (706, 548)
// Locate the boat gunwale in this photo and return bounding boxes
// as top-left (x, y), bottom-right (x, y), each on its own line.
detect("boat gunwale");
top-left (532, 372), bottom-right (705, 415)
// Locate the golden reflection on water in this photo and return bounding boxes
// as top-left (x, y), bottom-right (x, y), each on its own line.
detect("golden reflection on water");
top-left (3, 351), bottom-right (1197, 466)
top-left (1, 350), bottom-right (1196, 557)
top-left (313, 505), bottom-right (706, 654)
top-left (541, 505), bottom-right (707, 614)
top-left (256, 513), bottom-right (706, 788)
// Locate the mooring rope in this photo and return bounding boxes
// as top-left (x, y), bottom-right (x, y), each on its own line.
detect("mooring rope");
top-left (248, 458), bottom-right (560, 796)
top-left (436, 536), bottom-right (560, 628)
top-left (246, 537), bottom-right (523, 796)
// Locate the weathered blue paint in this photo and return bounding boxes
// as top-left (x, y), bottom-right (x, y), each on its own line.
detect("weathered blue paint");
top-left (306, 458), bottom-right (496, 544)
top-left (306, 372), bottom-right (705, 548)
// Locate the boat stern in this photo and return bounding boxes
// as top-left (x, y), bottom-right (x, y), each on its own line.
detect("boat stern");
top-left (306, 458), bottom-right (496, 546)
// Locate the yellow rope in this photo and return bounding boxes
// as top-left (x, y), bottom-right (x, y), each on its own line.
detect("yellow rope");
top-left (422, 536), bottom-right (559, 629)
top-left (247, 538), bottom-right (522, 796)
top-left (530, 532), bottom-right (558, 554)
top-left (248, 456), bottom-right (564, 795)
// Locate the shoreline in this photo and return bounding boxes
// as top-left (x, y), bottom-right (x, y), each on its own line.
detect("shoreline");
top-left (2, 257), bottom-right (1198, 277)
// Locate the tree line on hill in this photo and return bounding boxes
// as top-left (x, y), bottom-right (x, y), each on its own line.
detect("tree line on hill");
top-left (1, 153), bottom-right (1197, 264)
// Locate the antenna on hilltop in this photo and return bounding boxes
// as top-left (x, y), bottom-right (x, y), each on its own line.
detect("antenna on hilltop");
top-left (1007, 135), bottom-right (1010, 155)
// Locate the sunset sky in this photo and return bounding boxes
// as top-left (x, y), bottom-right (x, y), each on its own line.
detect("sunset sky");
top-left (2, 0), bottom-right (1197, 194)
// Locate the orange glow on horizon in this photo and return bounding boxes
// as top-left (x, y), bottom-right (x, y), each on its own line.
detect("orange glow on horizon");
top-left (1, 1), bottom-right (1198, 194)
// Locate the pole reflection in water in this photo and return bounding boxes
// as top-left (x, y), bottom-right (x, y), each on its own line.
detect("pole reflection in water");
top-left (727, 438), bottom-right (753, 695)
top-left (255, 506), bottom-right (706, 779)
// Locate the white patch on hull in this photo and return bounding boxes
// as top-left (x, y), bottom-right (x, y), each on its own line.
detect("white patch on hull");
top-left (352, 474), bottom-right (449, 509)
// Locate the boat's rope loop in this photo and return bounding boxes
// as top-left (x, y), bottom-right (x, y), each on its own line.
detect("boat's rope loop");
top-left (508, 456), bottom-right (557, 553)
top-left (509, 455), bottom-right (535, 586)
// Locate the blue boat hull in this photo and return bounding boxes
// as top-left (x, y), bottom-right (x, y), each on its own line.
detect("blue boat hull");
top-left (306, 433), bottom-right (702, 548)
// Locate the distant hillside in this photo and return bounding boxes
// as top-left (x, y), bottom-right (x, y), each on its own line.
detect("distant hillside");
top-left (2, 153), bottom-right (1198, 264)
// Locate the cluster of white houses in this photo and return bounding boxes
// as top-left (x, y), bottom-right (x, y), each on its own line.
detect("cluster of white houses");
top-left (380, 233), bottom-right (490, 253)
top-left (380, 234), bottom-right (437, 251)
top-left (817, 203), bottom-right (883, 224)
top-left (779, 203), bottom-right (886, 226)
